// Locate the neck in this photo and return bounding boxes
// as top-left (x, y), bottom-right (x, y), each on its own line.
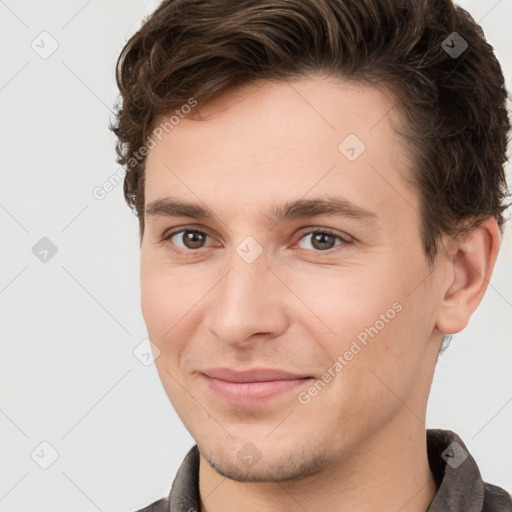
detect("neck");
top-left (198, 413), bottom-right (438, 512)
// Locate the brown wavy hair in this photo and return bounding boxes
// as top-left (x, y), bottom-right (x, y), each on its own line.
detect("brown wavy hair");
top-left (110, 0), bottom-right (510, 262)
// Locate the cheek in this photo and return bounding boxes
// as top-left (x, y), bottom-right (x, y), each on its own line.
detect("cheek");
top-left (292, 266), bottom-right (428, 392)
top-left (140, 258), bottom-right (214, 360)
top-left (331, 298), bottom-right (433, 418)
top-left (140, 270), bottom-right (169, 337)
top-left (141, 252), bottom-right (191, 328)
top-left (286, 265), bottom-right (400, 339)
top-left (141, 255), bottom-right (181, 352)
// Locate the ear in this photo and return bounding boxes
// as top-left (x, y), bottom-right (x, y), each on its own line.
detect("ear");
top-left (435, 217), bottom-right (501, 334)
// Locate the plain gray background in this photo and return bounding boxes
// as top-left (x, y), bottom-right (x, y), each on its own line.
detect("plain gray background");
top-left (0, 0), bottom-right (511, 510)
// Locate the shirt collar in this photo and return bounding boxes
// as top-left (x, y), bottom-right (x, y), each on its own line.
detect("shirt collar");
top-left (426, 428), bottom-right (484, 511)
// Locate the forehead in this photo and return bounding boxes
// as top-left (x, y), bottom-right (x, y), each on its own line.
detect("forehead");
top-left (143, 75), bottom-right (416, 221)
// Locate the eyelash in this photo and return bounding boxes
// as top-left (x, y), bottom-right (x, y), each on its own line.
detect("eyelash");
top-left (161, 226), bottom-right (352, 256)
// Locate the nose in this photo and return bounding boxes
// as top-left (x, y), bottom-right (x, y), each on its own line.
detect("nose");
top-left (204, 249), bottom-right (289, 348)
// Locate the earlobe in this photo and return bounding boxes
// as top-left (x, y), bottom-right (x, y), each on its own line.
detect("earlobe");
top-left (435, 218), bottom-right (501, 335)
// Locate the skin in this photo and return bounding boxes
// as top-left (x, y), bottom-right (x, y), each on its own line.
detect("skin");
top-left (140, 75), bottom-right (500, 512)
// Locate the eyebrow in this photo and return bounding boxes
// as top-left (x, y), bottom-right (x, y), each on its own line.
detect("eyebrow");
top-left (144, 196), bottom-right (378, 225)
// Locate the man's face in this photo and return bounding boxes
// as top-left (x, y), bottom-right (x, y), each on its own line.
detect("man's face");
top-left (141, 76), bottom-right (444, 481)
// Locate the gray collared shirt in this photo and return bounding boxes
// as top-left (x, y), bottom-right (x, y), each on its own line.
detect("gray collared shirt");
top-left (134, 429), bottom-right (512, 511)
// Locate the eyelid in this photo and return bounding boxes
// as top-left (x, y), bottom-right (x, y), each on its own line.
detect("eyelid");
top-left (162, 225), bottom-right (217, 247)
top-left (294, 226), bottom-right (352, 242)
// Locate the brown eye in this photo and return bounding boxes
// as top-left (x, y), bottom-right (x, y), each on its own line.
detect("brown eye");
top-left (165, 229), bottom-right (209, 250)
top-left (297, 230), bottom-right (347, 252)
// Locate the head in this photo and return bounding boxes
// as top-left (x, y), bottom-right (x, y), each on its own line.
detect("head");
top-left (112, 0), bottom-right (509, 482)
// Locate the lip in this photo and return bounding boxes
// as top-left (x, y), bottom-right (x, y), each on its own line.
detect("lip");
top-left (200, 367), bottom-right (313, 406)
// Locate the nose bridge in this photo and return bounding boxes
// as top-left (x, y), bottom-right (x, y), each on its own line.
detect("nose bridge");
top-left (205, 242), bottom-right (287, 345)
